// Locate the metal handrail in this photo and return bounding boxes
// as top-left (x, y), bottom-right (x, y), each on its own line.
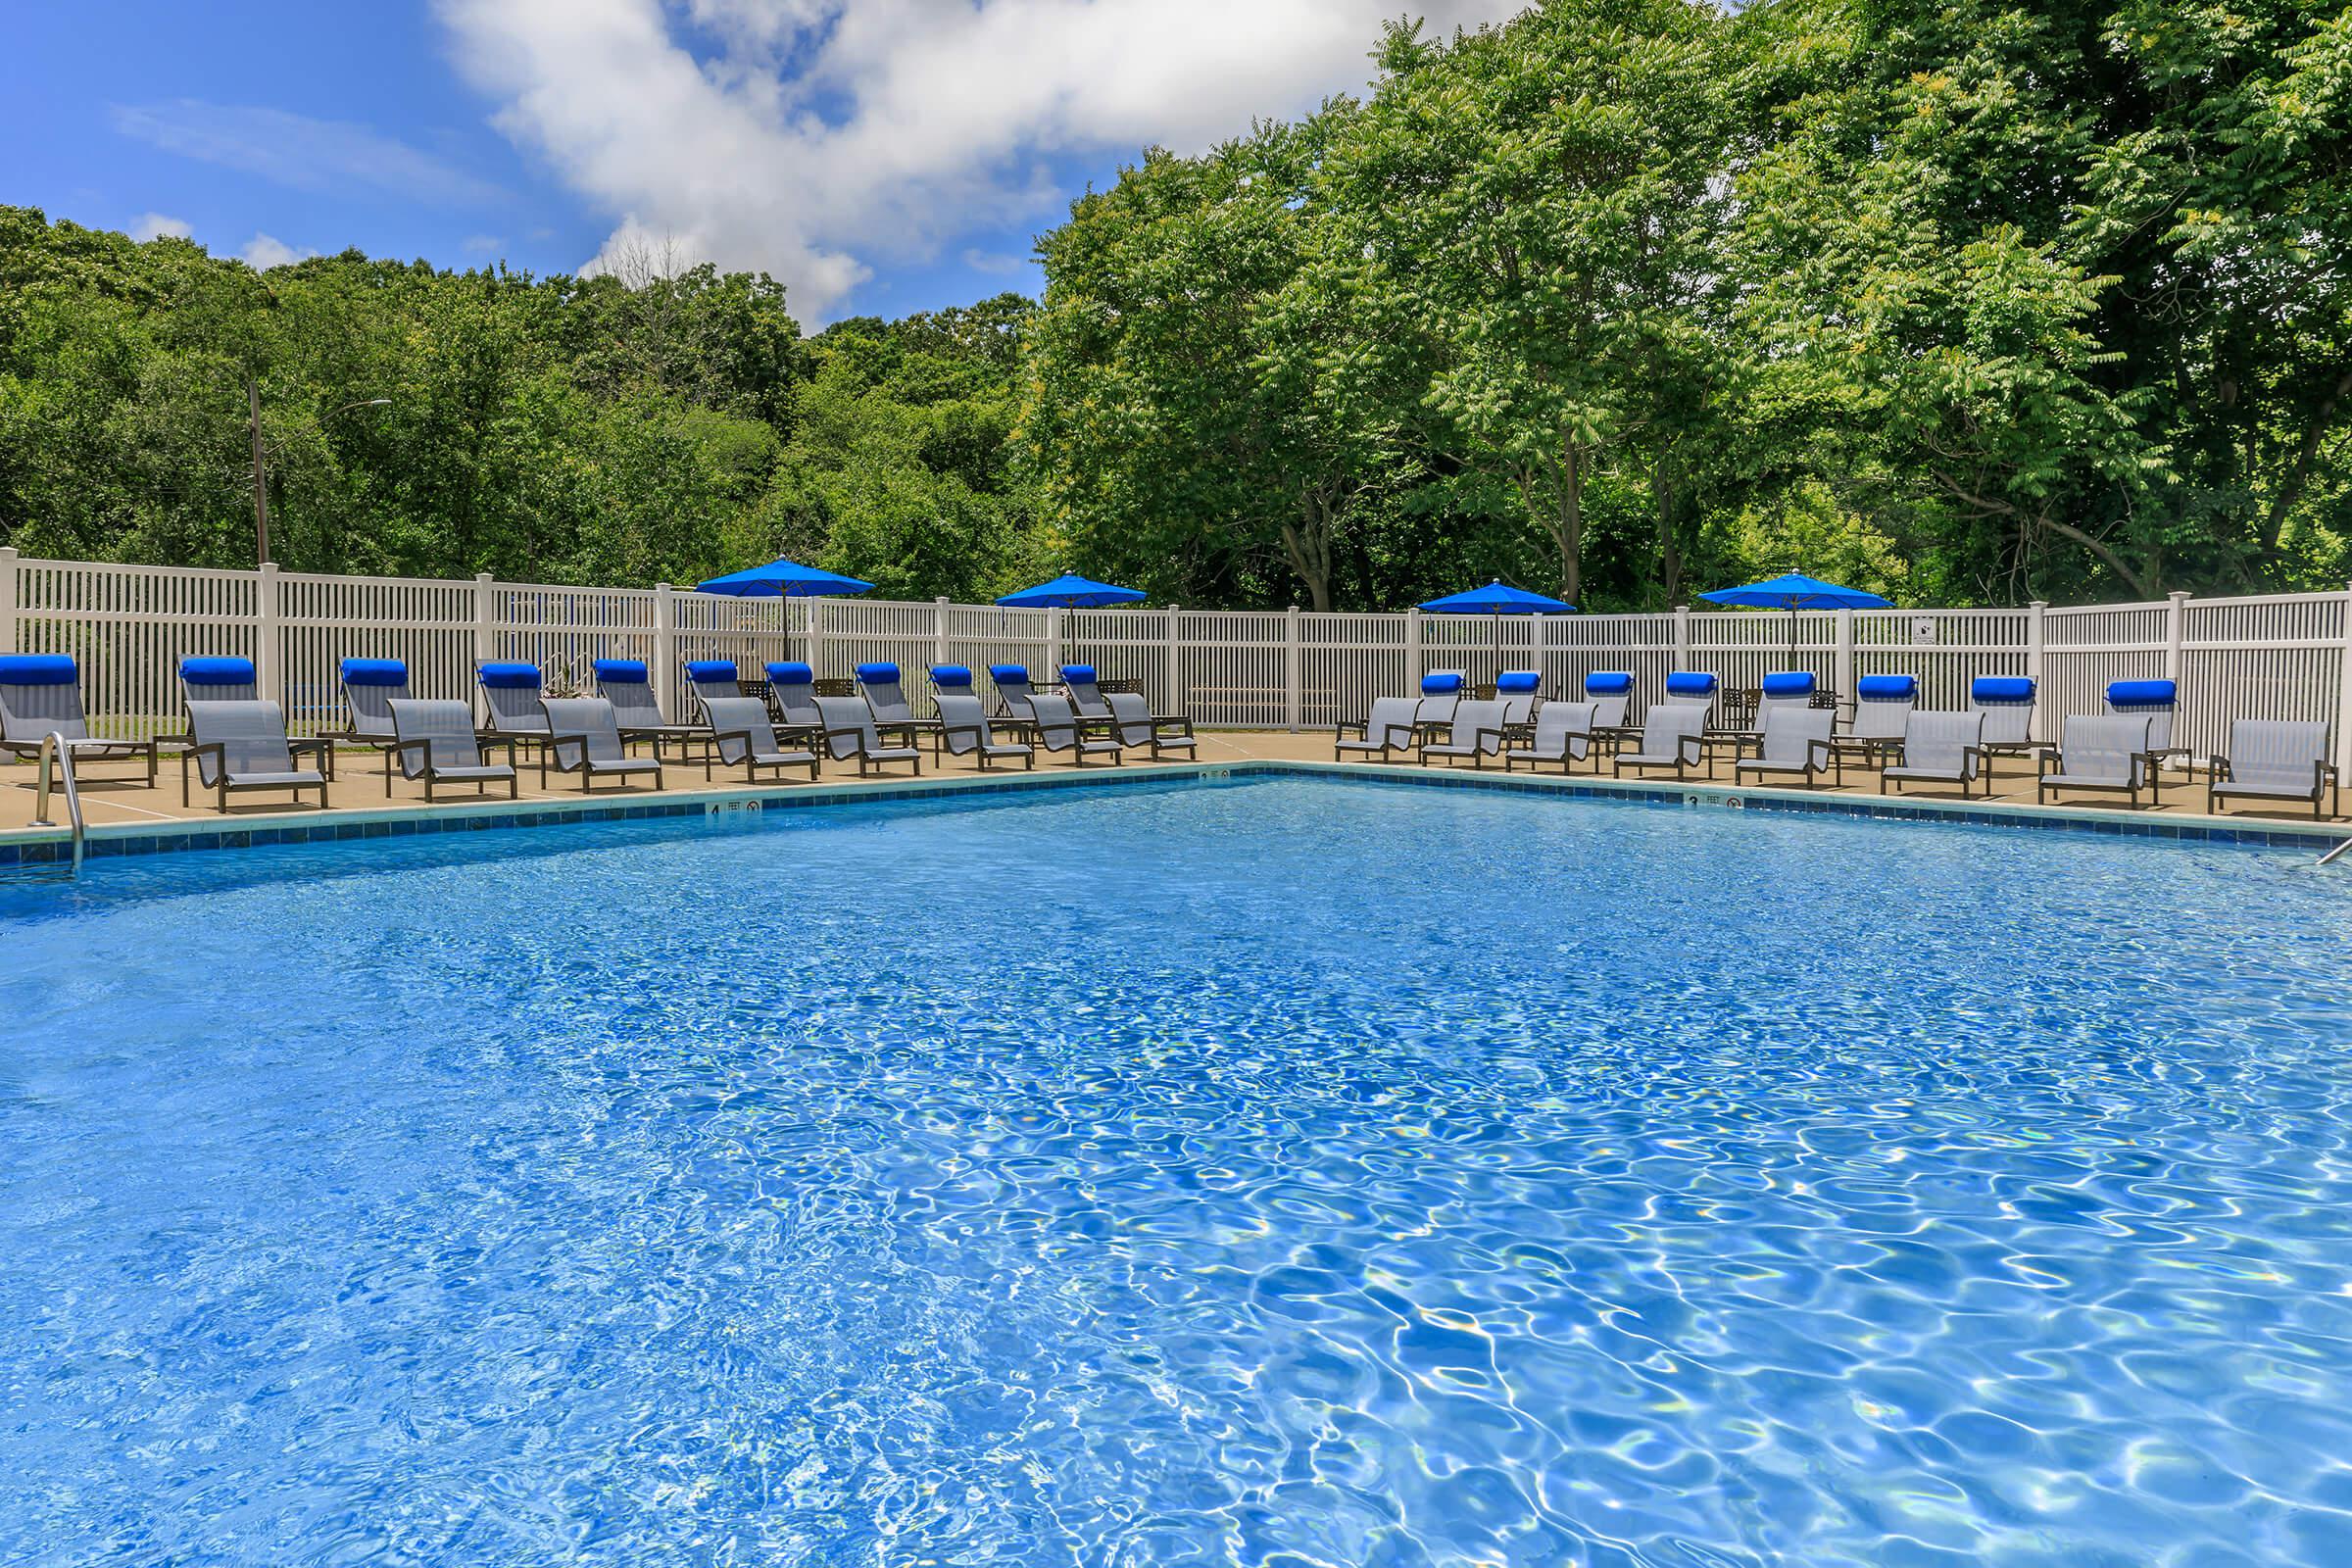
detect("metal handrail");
top-left (2322, 838), bottom-right (2352, 866)
top-left (31, 733), bottom-right (86, 877)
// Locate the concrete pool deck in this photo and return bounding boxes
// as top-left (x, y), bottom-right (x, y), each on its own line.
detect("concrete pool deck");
top-left (3, 727), bottom-right (2346, 865)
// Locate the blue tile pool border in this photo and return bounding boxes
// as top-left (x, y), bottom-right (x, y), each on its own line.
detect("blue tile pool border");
top-left (2, 758), bottom-right (2346, 868)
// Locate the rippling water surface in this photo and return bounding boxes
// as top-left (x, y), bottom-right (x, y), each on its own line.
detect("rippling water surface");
top-left (6, 777), bottom-right (2352, 1566)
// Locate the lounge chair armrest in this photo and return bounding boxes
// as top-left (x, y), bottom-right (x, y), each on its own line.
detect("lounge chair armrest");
top-left (819, 724), bottom-right (870, 753)
top-left (1155, 715), bottom-right (1194, 738)
top-left (550, 735), bottom-right (589, 769)
top-left (1335, 718), bottom-right (1369, 740)
top-left (1676, 734), bottom-right (1706, 763)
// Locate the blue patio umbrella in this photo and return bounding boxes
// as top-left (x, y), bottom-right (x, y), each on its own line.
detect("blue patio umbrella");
top-left (995, 573), bottom-right (1147, 610)
top-left (1418, 580), bottom-right (1575, 683)
top-left (696, 557), bottom-right (874, 665)
top-left (1698, 572), bottom-right (1890, 662)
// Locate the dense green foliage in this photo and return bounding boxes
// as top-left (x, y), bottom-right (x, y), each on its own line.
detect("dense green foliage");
top-left (2, 0), bottom-right (2346, 609)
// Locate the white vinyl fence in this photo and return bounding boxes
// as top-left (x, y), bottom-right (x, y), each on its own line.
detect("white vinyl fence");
top-left (4, 549), bottom-right (2348, 770)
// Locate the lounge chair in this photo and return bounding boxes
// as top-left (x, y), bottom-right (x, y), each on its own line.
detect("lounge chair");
top-left (929, 664), bottom-right (977, 706)
top-left (1881, 710), bottom-right (1989, 797)
top-left (332, 658), bottom-right (410, 759)
top-left (2038, 713), bottom-right (2158, 808)
top-left (932, 693), bottom-right (1035, 770)
top-left (1059, 664), bottom-right (1113, 721)
top-left (179, 655), bottom-right (259, 707)
top-left (1029, 693), bottom-right (1121, 765)
top-left (1503, 700), bottom-right (1598, 773)
top-left (0, 654), bottom-right (158, 783)
top-left (1732, 705), bottom-right (1839, 788)
top-left (857, 662), bottom-right (933, 740)
top-left (1658, 670), bottom-right (1718, 729)
top-left (813, 694), bottom-right (922, 777)
top-left (1412, 671), bottom-right (1466, 745)
top-left (1753, 670), bottom-right (1817, 727)
top-left (180, 699), bottom-right (331, 811)
top-left (763, 662), bottom-right (823, 737)
top-left (594, 659), bottom-right (704, 759)
top-left (2207, 720), bottom-right (2337, 818)
top-left (699, 695), bottom-right (820, 785)
top-left (1970, 676), bottom-right (2038, 765)
top-left (1335, 696), bottom-right (1420, 761)
top-left (990, 663), bottom-right (1038, 723)
top-left (1418, 699), bottom-right (1509, 768)
top-left (1613, 705), bottom-right (1709, 779)
top-left (2105, 679), bottom-right (2182, 768)
top-left (1582, 671), bottom-right (1634, 731)
top-left (386, 698), bottom-right (518, 801)
top-left (478, 662), bottom-right (551, 746)
top-left (540, 697), bottom-right (664, 793)
top-left (1834, 673), bottom-right (1918, 766)
top-left (1105, 691), bottom-right (1196, 760)
top-left (682, 660), bottom-right (742, 721)
top-left (1495, 670), bottom-right (1542, 728)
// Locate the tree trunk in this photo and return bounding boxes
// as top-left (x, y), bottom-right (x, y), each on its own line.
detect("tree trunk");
top-left (1556, 444), bottom-right (1583, 606)
top-left (1652, 457), bottom-right (1682, 606)
top-left (1279, 489), bottom-right (1336, 613)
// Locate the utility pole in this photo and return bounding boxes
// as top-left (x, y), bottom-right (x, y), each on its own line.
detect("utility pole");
top-left (247, 377), bottom-right (270, 565)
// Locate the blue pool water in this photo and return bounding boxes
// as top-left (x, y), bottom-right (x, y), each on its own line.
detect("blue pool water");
top-left (5, 776), bottom-right (2352, 1566)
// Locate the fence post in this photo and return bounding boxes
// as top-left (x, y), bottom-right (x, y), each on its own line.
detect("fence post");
top-left (2164, 588), bottom-right (2189, 683)
top-left (1166, 607), bottom-right (1183, 715)
top-left (933, 597), bottom-right (951, 672)
top-left (0, 547), bottom-right (17, 655)
top-left (809, 600), bottom-right (828, 677)
top-left (2337, 582), bottom-right (2352, 779)
top-left (256, 561), bottom-right (281, 708)
top-left (1284, 606), bottom-right (1302, 732)
top-left (653, 583), bottom-right (676, 718)
top-left (1835, 607), bottom-right (1856, 707)
top-left (1406, 607), bottom-right (1424, 690)
top-left (1673, 604), bottom-right (1691, 670)
top-left (1046, 608), bottom-right (1062, 678)
top-left (2026, 600), bottom-right (2048, 743)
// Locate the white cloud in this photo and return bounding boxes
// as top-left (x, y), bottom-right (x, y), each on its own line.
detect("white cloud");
top-left (240, 232), bottom-right (319, 270)
top-left (111, 99), bottom-right (509, 207)
top-left (433, 0), bottom-right (1523, 320)
top-left (130, 212), bottom-right (193, 243)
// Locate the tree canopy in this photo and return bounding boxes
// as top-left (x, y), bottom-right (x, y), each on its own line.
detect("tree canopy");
top-left (3, 0), bottom-right (2345, 609)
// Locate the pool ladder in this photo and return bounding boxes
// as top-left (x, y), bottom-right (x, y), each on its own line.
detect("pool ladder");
top-left (2323, 837), bottom-right (2352, 867)
top-left (25, 732), bottom-right (87, 879)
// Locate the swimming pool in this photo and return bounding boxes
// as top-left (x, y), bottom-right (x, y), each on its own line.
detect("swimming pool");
top-left (6, 775), bottom-right (2351, 1565)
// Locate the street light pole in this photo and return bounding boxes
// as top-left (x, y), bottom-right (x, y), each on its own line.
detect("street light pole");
top-left (247, 378), bottom-right (270, 565)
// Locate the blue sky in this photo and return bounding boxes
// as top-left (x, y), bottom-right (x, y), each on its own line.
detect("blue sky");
top-left (3, 1), bottom-right (1521, 327)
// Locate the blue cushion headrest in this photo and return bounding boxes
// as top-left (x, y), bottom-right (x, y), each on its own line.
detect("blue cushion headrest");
top-left (2107, 678), bottom-right (2177, 709)
top-left (1856, 673), bottom-right (1918, 699)
top-left (477, 662), bottom-right (542, 689)
top-left (683, 661), bottom-right (737, 682)
top-left (856, 662), bottom-right (901, 684)
top-left (989, 663), bottom-right (1029, 683)
top-left (1495, 671), bottom-right (1541, 693)
top-left (930, 664), bottom-right (973, 687)
top-left (181, 656), bottom-right (256, 686)
top-left (339, 658), bottom-right (407, 687)
top-left (593, 659), bottom-right (649, 683)
top-left (1060, 664), bottom-right (1098, 684)
top-left (0, 654), bottom-right (77, 686)
top-left (1421, 672), bottom-right (1464, 695)
top-left (1972, 675), bottom-right (2034, 703)
top-left (1759, 671), bottom-right (1815, 697)
top-left (1665, 671), bottom-right (1717, 695)
top-left (765, 662), bottom-right (813, 686)
top-left (1585, 671), bottom-right (1634, 695)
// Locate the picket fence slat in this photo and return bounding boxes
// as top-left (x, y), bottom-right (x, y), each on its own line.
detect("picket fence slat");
top-left (1, 550), bottom-right (2347, 771)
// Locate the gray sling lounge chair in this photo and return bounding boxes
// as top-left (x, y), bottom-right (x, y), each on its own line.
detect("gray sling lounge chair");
top-left (1733, 705), bottom-right (1839, 788)
top-left (2105, 679), bottom-right (2181, 767)
top-left (990, 664), bottom-right (1038, 723)
top-left (332, 657), bottom-right (413, 777)
top-left (763, 662), bottom-right (824, 738)
top-left (1059, 665), bottom-right (1113, 721)
top-left (2038, 713), bottom-right (2158, 808)
top-left (932, 693), bottom-right (1035, 770)
top-left (478, 662), bottom-right (551, 745)
top-left (1412, 672), bottom-right (1466, 744)
top-left (1613, 705), bottom-right (1709, 779)
top-left (1503, 700), bottom-right (1598, 773)
top-left (0, 655), bottom-right (157, 783)
top-left (1881, 710), bottom-right (1988, 798)
top-left (814, 694), bottom-right (922, 777)
top-left (1659, 671), bottom-right (1718, 720)
top-left (682, 660), bottom-right (741, 721)
top-left (594, 660), bottom-right (704, 759)
top-left (181, 699), bottom-right (331, 811)
top-left (1105, 691), bottom-right (1196, 760)
top-left (1335, 696), bottom-right (1420, 761)
top-left (699, 695), bottom-right (820, 784)
top-left (1029, 693), bottom-right (1121, 765)
top-left (2207, 720), bottom-right (2337, 818)
top-left (1419, 699), bottom-right (1509, 768)
top-left (1833, 673), bottom-right (1918, 766)
top-left (1970, 676), bottom-right (2038, 766)
top-left (857, 662), bottom-right (933, 740)
top-left (540, 698), bottom-right (664, 793)
top-left (1495, 671), bottom-right (1542, 728)
top-left (1582, 671), bottom-right (1635, 733)
top-left (175, 656), bottom-right (258, 743)
top-left (386, 698), bottom-right (518, 801)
